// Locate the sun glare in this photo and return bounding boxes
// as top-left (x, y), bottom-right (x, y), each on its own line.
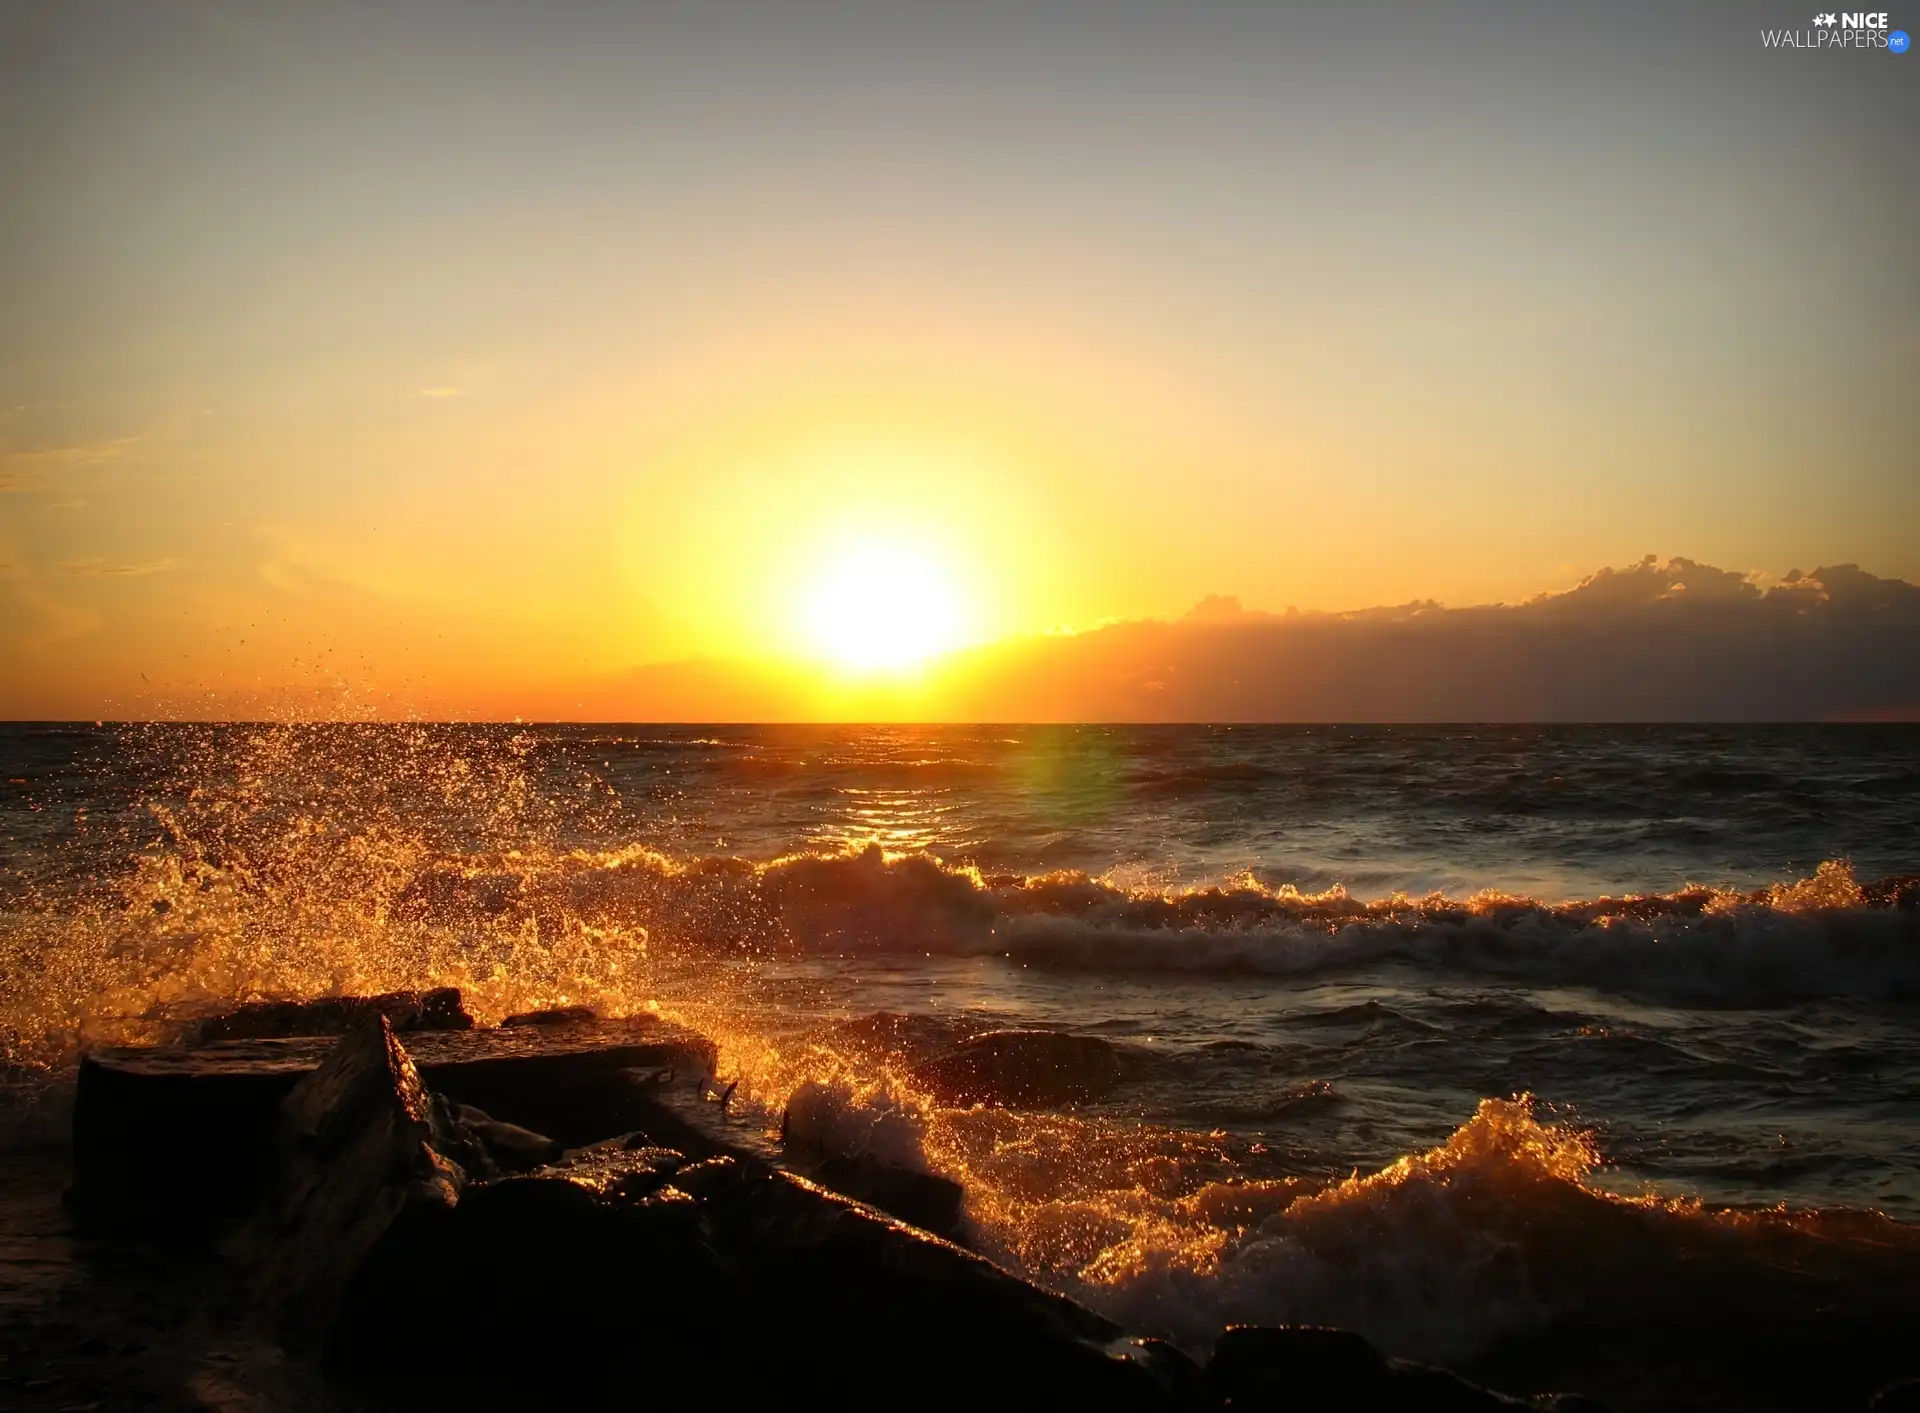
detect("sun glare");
top-left (802, 544), bottom-right (965, 672)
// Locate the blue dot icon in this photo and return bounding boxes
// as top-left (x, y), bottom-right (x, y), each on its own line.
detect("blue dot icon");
top-left (1891, 28), bottom-right (1912, 52)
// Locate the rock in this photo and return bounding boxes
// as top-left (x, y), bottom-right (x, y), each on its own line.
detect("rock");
top-left (1206, 1325), bottom-right (1532, 1411)
top-left (69, 1016), bottom-right (714, 1233)
top-left (196, 988), bottom-right (474, 1042)
top-left (330, 1152), bottom-right (734, 1396)
top-left (451, 1103), bottom-right (561, 1173)
top-left (810, 1153), bottom-right (967, 1242)
top-left (1115, 1337), bottom-right (1211, 1406)
top-left (412, 1018), bottom-right (716, 1146)
top-left (910, 1029), bottom-right (1123, 1107)
top-left (500, 1004), bottom-right (599, 1027)
top-left (69, 1042), bottom-right (308, 1234)
top-left (235, 1016), bottom-right (467, 1348)
top-left (1208, 1325), bottom-right (1388, 1407)
top-left (331, 1146), bottom-right (1180, 1407)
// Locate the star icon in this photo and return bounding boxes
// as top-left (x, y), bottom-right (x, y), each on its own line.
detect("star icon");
top-left (1814, 11), bottom-right (1837, 23)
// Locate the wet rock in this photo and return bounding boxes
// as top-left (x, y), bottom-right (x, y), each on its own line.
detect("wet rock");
top-left (69, 1017), bottom-right (714, 1233)
top-left (449, 1103), bottom-right (561, 1173)
top-left (1208, 1324), bottom-right (1388, 1407)
top-left (331, 1146), bottom-right (1178, 1407)
top-left (1206, 1325), bottom-right (1532, 1412)
top-left (1114, 1337), bottom-right (1210, 1406)
top-left (810, 1153), bottom-right (967, 1242)
top-left (910, 1029), bottom-right (1123, 1107)
top-left (236, 1016), bottom-right (466, 1348)
top-left (409, 1020), bottom-right (716, 1145)
top-left (331, 1155), bottom-right (734, 1397)
top-left (500, 1004), bottom-right (599, 1027)
top-left (69, 1046), bottom-right (305, 1234)
top-left (702, 1161), bottom-right (1173, 1405)
top-left (197, 988), bottom-right (474, 1042)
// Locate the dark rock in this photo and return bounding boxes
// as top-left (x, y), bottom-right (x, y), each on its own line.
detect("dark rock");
top-left (450, 1103), bottom-right (561, 1173)
top-left (69, 1017), bottom-right (714, 1233)
top-left (423, 1094), bottom-right (498, 1181)
top-left (1208, 1324), bottom-right (1389, 1407)
top-left (811, 1153), bottom-right (967, 1242)
top-left (333, 1146), bottom-right (1179, 1407)
top-left (409, 1021), bottom-right (716, 1146)
top-left (235, 1016), bottom-right (466, 1348)
top-left (1872, 1380), bottom-right (1920, 1411)
top-left (1115, 1337), bottom-right (1211, 1406)
top-left (500, 1004), bottom-right (599, 1027)
top-left (910, 1029), bottom-right (1123, 1107)
top-left (331, 1151), bottom-right (733, 1397)
top-left (1385, 1363), bottom-right (1533, 1410)
top-left (196, 988), bottom-right (474, 1042)
top-left (1207, 1325), bottom-right (1530, 1412)
top-left (68, 1045), bottom-right (306, 1234)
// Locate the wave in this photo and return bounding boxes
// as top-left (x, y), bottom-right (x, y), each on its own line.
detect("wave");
top-left (755, 1065), bottom-right (1920, 1375)
top-left (6, 827), bottom-right (1918, 1074)
top-left (386, 846), bottom-right (1920, 1003)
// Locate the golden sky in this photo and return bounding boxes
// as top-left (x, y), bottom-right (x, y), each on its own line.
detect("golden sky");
top-left (2, 2), bottom-right (1916, 719)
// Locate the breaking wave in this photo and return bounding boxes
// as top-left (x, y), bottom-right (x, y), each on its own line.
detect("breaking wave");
top-left (729, 1063), bottom-right (1920, 1370)
top-left (5, 762), bottom-right (1918, 1071)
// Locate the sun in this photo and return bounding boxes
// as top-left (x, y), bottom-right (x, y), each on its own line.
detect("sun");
top-left (802, 543), bottom-right (966, 672)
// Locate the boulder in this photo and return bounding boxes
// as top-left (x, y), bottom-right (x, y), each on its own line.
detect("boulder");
top-left (69, 1014), bottom-right (714, 1233)
top-left (450, 1102), bottom-right (562, 1172)
top-left (1206, 1325), bottom-right (1538, 1412)
top-left (811, 1153), bottom-right (967, 1242)
top-left (331, 1146), bottom-right (1181, 1408)
top-left (196, 987), bottom-right (474, 1041)
top-left (330, 1149), bottom-right (734, 1396)
top-left (910, 1029), bottom-right (1123, 1107)
top-left (630, 1069), bottom-right (972, 1240)
top-left (236, 1015), bottom-right (467, 1348)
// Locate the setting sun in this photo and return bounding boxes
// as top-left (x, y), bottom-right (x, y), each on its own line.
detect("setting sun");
top-left (801, 544), bottom-right (966, 672)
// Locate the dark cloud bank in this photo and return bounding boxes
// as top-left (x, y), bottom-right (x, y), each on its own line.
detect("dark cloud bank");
top-left (610, 558), bottom-right (1920, 722)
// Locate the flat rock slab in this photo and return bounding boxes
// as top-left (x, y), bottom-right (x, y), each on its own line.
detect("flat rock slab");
top-left (70, 1019), bottom-right (716, 1233)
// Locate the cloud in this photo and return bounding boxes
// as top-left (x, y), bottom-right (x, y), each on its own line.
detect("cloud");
top-left (1184, 593), bottom-right (1276, 625)
top-left (58, 556), bottom-right (178, 577)
top-left (930, 558), bottom-right (1920, 723)
top-left (409, 386), bottom-right (466, 399)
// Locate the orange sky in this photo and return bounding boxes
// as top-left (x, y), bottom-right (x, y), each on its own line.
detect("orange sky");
top-left (3, 2), bottom-right (1915, 720)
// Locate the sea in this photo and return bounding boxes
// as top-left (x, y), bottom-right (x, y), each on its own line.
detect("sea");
top-left (3, 721), bottom-right (1918, 1397)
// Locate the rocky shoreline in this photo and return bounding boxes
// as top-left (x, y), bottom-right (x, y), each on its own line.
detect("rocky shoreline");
top-left (2, 991), bottom-right (1914, 1411)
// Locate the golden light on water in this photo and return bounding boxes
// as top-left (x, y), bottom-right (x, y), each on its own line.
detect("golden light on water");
top-left (800, 542), bottom-right (967, 673)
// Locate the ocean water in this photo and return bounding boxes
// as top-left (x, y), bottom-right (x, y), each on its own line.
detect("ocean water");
top-left (3, 721), bottom-right (1919, 1388)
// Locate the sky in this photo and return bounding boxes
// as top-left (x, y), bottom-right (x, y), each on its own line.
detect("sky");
top-left (2, 0), bottom-right (1916, 719)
